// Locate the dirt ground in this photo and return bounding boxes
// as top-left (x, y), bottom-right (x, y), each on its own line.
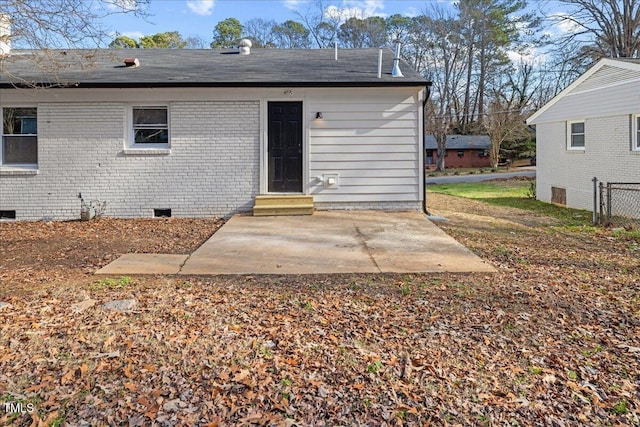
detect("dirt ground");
top-left (0, 193), bottom-right (638, 426)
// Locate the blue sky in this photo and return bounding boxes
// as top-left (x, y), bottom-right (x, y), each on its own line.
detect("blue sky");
top-left (105, 0), bottom-right (439, 43)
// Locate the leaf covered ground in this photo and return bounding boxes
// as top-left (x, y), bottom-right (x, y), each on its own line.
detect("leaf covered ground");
top-left (0, 193), bottom-right (639, 426)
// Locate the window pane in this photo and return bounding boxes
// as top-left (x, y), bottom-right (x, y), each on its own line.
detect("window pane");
top-left (3, 135), bottom-right (38, 163)
top-left (133, 108), bottom-right (167, 126)
top-left (571, 134), bottom-right (585, 147)
top-left (571, 122), bottom-right (584, 134)
top-left (3, 107), bottom-right (37, 135)
top-left (134, 128), bottom-right (169, 144)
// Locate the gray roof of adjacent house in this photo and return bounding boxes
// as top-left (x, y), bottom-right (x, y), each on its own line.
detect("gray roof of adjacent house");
top-left (0, 48), bottom-right (430, 88)
top-left (425, 135), bottom-right (491, 150)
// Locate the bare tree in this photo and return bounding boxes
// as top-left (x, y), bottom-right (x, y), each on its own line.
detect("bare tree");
top-left (2, 0), bottom-right (149, 49)
top-left (424, 100), bottom-right (451, 172)
top-left (243, 18), bottom-right (277, 48)
top-left (1, 0), bottom-right (148, 85)
top-left (485, 97), bottom-right (531, 168)
top-left (420, 7), bottom-right (466, 171)
top-left (295, 0), bottom-right (340, 48)
top-left (552, 0), bottom-right (640, 58)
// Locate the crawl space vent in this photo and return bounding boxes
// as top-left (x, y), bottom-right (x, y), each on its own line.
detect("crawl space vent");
top-left (0, 210), bottom-right (16, 220)
top-left (154, 209), bottom-right (171, 218)
top-left (551, 187), bottom-right (566, 206)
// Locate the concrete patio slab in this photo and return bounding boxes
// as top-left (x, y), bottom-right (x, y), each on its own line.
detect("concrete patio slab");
top-left (95, 254), bottom-right (188, 275)
top-left (178, 210), bottom-right (495, 275)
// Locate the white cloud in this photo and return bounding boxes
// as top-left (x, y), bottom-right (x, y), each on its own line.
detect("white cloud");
top-left (508, 48), bottom-right (546, 66)
top-left (283, 0), bottom-right (307, 10)
top-left (402, 6), bottom-right (419, 18)
top-left (548, 12), bottom-right (581, 35)
top-left (187, 0), bottom-right (215, 16)
top-left (324, 0), bottom-right (386, 21)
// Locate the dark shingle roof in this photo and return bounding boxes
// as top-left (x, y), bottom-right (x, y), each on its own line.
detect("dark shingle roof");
top-left (425, 135), bottom-right (491, 150)
top-left (0, 48), bottom-right (429, 88)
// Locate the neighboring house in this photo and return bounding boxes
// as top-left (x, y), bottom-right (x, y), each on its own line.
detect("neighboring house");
top-left (526, 58), bottom-right (640, 211)
top-left (425, 135), bottom-right (491, 168)
top-left (0, 46), bottom-right (429, 220)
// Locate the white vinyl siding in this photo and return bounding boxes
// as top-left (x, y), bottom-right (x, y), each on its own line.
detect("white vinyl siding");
top-left (308, 89), bottom-right (421, 205)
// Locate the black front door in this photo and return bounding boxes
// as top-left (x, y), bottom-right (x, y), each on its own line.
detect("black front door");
top-left (268, 102), bottom-right (302, 193)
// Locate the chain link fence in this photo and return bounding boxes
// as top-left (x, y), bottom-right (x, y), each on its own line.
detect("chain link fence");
top-left (595, 179), bottom-right (640, 229)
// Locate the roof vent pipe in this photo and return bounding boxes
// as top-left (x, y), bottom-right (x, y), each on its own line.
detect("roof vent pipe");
top-left (0, 14), bottom-right (11, 57)
top-left (334, 42), bottom-right (338, 60)
top-left (123, 57), bottom-right (139, 67)
top-left (239, 38), bottom-right (252, 55)
top-left (391, 42), bottom-right (403, 78)
top-left (377, 49), bottom-right (383, 78)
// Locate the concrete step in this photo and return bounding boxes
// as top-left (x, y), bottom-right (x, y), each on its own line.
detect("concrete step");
top-left (254, 195), bottom-right (314, 207)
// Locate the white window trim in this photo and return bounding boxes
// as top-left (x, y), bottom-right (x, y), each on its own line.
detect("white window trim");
top-left (127, 105), bottom-right (170, 150)
top-left (567, 120), bottom-right (585, 151)
top-left (633, 114), bottom-right (640, 152)
top-left (1, 105), bottom-right (39, 169)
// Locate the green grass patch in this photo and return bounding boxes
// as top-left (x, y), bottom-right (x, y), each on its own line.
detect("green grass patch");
top-left (90, 276), bottom-right (135, 291)
top-left (427, 180), bottom-right (593, 227)
top-left (427, 180), bottom-right (530, 199)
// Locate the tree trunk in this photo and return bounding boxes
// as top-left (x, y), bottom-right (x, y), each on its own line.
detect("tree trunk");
top-left (436, 132), bottom-right (447, 171)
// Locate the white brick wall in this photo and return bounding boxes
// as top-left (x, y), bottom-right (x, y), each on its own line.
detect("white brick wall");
top-left (536, 115), bottom-right (640, 211)
top-left (0, 101), bottom-right (260, 220)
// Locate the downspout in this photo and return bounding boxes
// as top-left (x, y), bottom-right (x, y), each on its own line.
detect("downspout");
top-left (422, 83), bottom-right (432, 215)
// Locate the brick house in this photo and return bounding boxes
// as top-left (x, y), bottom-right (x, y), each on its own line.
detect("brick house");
top-left (0, 47), bottom-right (430, 220)
top-left (526, 58), bottom-right (640, 211)
top-left (425, 135), bottom-right (492, 169)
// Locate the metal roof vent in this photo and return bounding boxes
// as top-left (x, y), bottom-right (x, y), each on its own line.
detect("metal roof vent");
top-left (391, 42), bottom-right (403, 78)
top-left (123, 57), bottom-right (139, 67)
top-left (239, 38), bottom-right (252, 55)
top-left (0, 14), bottom-right (11, 57)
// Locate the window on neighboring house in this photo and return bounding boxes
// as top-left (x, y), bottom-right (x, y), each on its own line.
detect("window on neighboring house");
top-left (1, 107), bottom-right (38, 166)
top-left (634, 115), bottom-right (640, 151)
top-left (131, 106), bottom-right (169, 147)
top-left (457, 150), bottom-right (464, 157)
top-left (568, 120), bottom-right (585, 149)
top-left (479, 150), bottom-right (489, 158)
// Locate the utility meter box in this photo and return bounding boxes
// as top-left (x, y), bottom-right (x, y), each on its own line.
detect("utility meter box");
top-left (323, 173), bottom-right (339, 189)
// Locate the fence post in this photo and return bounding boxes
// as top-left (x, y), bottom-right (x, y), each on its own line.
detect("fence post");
top-left (606, 182), bottom-right (612, 226)
top-left (599, 182), bottom-right (604, 226)
top-left (592, 177), bottom-right (598, 225)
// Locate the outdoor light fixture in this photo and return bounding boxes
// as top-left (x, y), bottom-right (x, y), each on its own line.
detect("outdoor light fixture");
top-left (316, 112), bottom-right (323, 120)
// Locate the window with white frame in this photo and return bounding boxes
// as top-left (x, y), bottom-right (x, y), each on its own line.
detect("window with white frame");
top-left (130, 106), bottom-right (169, 147)
top-left (1, 107), bottom-right (38, 166)
top-left (567, 120), bottom-right (585, 150)
top-left (634, 114), bottom-right (640, 151)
